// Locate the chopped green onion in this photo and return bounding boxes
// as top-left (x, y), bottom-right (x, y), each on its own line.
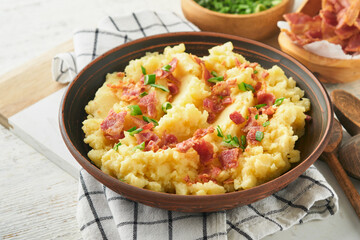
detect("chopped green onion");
top-left (223, 134), bottom-right (240, 148)
top-left (216, 125), bottom-right (224, 138)
top-left (126, 126), bottom-right (137, 132)
top-left (119, 178), bottom-right (126, 182)
top-left (133, 142), bottom-right (145, 151)
top-left (162, 102), bottom-right (172, 113)
top-left (142, 116), bottom-right (159, 126)
top-left (211, 71), bottom-right (218, 77)
top-left (149, 83), bottom-right (169, 92)
top-left (139, 92), bottom-right (148, 97)
top-left (144, 74), bottom-right (156, 85)
top-left (255, 103), bottom-right (267, 109)
top-left (255, 131), bottom-right (264, 142)
top-left (238, 82), bottom-right (254, 92)
top-left (274, 97), bottom-right (285, 106)
top-left (255, 114), bottom-right (259, 120)
top-left (128, 105), bottom-right (142, 116)
top-left (263, 121), bottom-right (270, 127)
top-left (241, 135), bottom-right (246, 150)
top-left (162, 64), bottom-right (172, 72)
top-left (141, 65), bottom-right (147, 75)
top-left (207, 76), bottom-right (224, 83)
top-left (253, 70), bottom-right (258, 74)
top-left (129, 128), bottom-right (143, 136)
top-left (113, 142), bottom-right (121, 151)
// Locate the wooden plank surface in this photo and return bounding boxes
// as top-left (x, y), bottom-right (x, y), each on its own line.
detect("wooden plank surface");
top-left (0, 40), bottom-right (73, 128)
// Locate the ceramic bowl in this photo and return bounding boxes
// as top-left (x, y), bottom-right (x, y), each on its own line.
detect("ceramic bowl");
top-left (181, 0), bottom-right (294, 40)
top-left (59, 32), bottom-right (333, 212)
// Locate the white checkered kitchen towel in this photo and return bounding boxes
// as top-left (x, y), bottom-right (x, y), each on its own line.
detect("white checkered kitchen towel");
top-left (52, 10), bottom-right (338, 240)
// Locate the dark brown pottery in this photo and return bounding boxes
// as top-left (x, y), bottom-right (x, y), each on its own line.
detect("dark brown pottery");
top-left (59, 32), bottom-right (333, 212)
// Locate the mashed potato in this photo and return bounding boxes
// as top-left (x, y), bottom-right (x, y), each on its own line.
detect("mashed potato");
top-left (82, 42), bottom-right (310, 195)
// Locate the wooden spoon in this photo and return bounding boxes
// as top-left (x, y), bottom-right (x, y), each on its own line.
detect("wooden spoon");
top-left (321, 119), bottom-right (360, 218)
top-left (339, 135), bottom-right (360, 180)
top-left (331, 89), bottom-right (360, 136)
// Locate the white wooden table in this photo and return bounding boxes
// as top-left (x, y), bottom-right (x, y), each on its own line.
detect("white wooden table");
top-left (1, 0), bottom-right (359, 239)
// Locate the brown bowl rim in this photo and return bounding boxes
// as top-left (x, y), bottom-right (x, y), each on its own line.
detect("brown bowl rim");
top-left (59, 31), bottom-right (333, 210)
top-left (181, 0), bottom-right (292, 19)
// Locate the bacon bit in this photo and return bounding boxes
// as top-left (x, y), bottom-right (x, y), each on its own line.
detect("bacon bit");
top-left (197, 165), bottom-right (221, 184)
top-left (254, 81), bottom-right (262, 92)
top-left (246, 125), bottom-right (265, 145)
top-left (262, 106), bottom-right (276, 116)
top-left (116, 72), bottom-right (125, 77)
top-left (135, 131), bottom-right (159, 145)
top-left (145, 140), bottom-right (160, 152)
top-left (100, 110), bottom-right (127, 141)
top-left (167, 82), bottom-right (179, 95)
top-left (191, 55), bottom-right (212, 83)
top-left (161, 133), bottom-right (178, 148)
top-left (261, 71), bottom-right (269, 79)
top-left (305, 114), bottom-right (312, 122)
top-left (130, 116), bottom-right (148, 128)
top-left (219, 148), bottom-right (240, 169)
top-left (107, 83), bottom-right (122, 89)
top-left (192, 139), bottom-right (214, 164)
top-left (242, 107), bottom-right (260, 133)
top-left (249, 62), bottom-right (258, 68)
top-left (138, 91), bottom-right (157, 118)
top-left (176, 139), bottom-right (194, 153)
top-left (235, 58), bottom-right (241, 67)
top-left (230, 111), bottom-right (245, 124)
top-left (156, 58), bottom-right (179, 79)
top-left (184, 175), bottom-right (192, 185)
top-left (212, 81), bottom-right (231, 96)
top-left (257, 90), bottom-right (276, 106)
top-left (121, 81), bottom-right (146, 101)
top-left (193, 127), bottom-right (215, 140)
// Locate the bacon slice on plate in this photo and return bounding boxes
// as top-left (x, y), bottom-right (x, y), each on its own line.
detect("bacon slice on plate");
top-left (101, 110), bottom-right (127, 141)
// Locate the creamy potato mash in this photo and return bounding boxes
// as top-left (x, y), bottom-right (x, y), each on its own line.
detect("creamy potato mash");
top-left (82, 42), bottom-right (310, 195)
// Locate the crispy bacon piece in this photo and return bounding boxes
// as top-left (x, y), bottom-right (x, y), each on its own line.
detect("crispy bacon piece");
top-left (191, 55), bottom-right (211, 82)
top-left (194, 127), bottom-right (215, 140)
top-left (219, 148), bottom-right (240, 169)
top-left (176, 139), bottom-right (194, 153)
top-left (229, 111), bottom-right (245, 124)
top-left (138, 91), bottom-right (157, 118)
top-left (135, 130), bottom-right (159, 145)
top-left (283, 1), bottom-right (360, 54)
top-left (167, 82), bottom-right (179, 95)
top-left (130, 116), bottom-right (148, 128)
top-left (197, 166), bottom-right (221, 183)
top-left (100, 110), bottom-right (127, 141)
top-left (160, 133), bottom-right (178, 149)
top-left (192, 139), bottom-right (214, 164)
top-left (175, 127), bottom-right (214, 153)
top-left (246, 125), bottom-right (265, 145)
top-left (257, 90), bottom-right (275, 106)
top-left (262, 106), bottom-right (276, 116)
top-left (156, 58), bottom-right (178, 79)
top-left (305, 114), bottom-right (312, 122)
top-left (119, 81), bottom-right (146, 102)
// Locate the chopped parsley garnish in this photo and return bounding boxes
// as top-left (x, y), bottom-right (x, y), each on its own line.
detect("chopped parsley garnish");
top-left (128, 105), bottom-right (142, 116)
top-left (141, 65), bottom-right (147, 75)
top-left (149, 83), bottom-right (169, 92)
top-left (142, 116), bottom-right (159, 126)
top-left (274, 97), bottom-right (285, 106)
top-left (133, 142), bottom-right (145, 151)
top-left (255, 114), bottom-right (259, 120)
top-left (238, 82), bottom-right (255, 92)
top-left (139, 92), bottom-right (148, 97)
top-left (162, 102), bottom-right (172, 113)
top-left (162, 64), bottom-right (172, 72)
top-left (255, 103), bottom-right (267, 109)
top-left (144, 74), bottom-right (156, 85)
top-left (129, 128), bottom-right (143, 136)
top-left (262, 121), bottom-right (270, 127)
top-left (211, 71), bottom-right (218, 77)
top-left (216, 125), bottom-right (224, 138)
top-left (255, 131), bottom-right (264, 142)
top-left (113, 142), bottom-right (121, 151)
top-left (207, 76), bottom-right (224, 83)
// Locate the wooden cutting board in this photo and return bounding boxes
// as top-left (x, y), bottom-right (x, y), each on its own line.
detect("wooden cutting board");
top-left (0, 40), bottom-right (73, 129)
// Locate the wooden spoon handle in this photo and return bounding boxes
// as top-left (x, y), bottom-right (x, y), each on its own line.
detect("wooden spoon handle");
top-left (324, 152), bottom-right (360, 218)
